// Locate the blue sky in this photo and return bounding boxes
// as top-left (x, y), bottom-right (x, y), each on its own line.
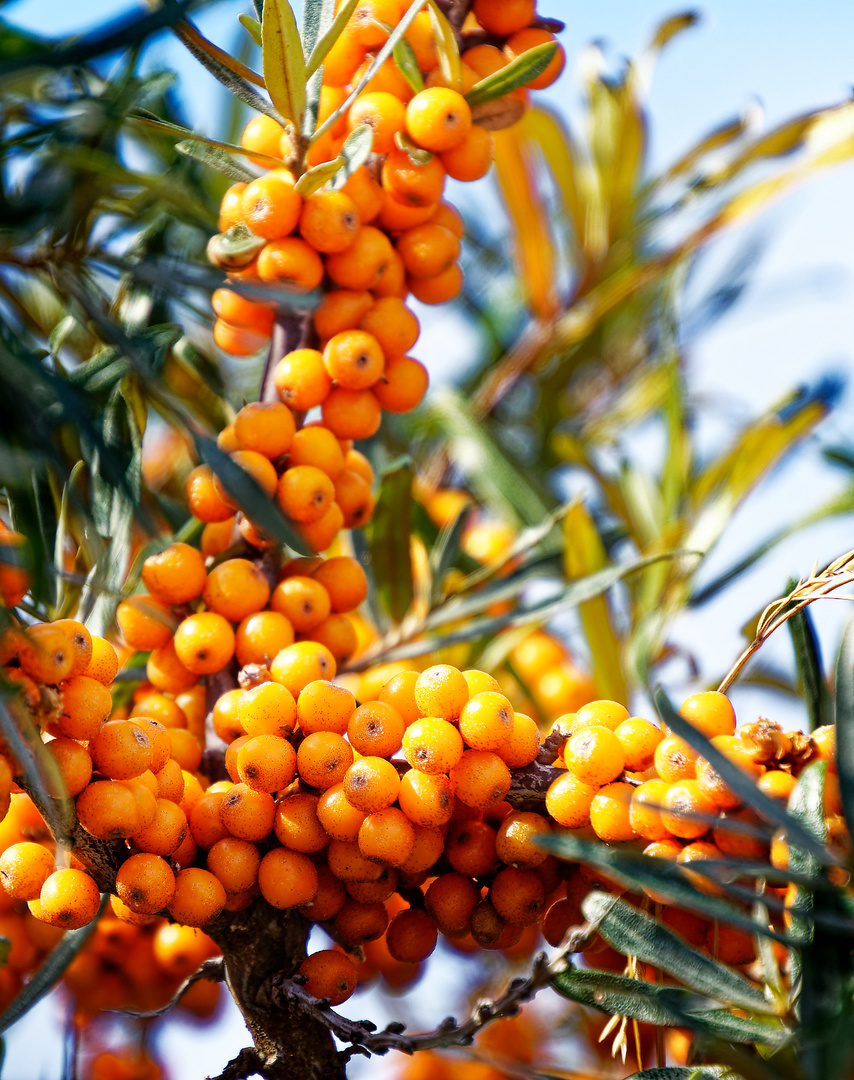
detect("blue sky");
top-left (3, 2), bottom-right (854, 1075)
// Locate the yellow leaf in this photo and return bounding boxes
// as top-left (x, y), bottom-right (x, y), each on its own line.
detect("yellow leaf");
top-left (522, 107), bottom-right (585, 252)
top-left (493, 125), bottom-right (559, 320)
top-left (262, 0), bottom-right (306, 128)
top-left (426, 0), bottom-right (461, 91)
top-left (564, 501), bottom-right (627, 704)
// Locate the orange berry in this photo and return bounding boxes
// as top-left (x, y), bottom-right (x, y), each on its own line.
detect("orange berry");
top-left (323, 330), bottom-right (385, 390)
top-left (322, 26), bottom-right (366, 87)
top-left (661, 780), bottom-right (718, 840)
top-left (504, 28), bottom-right (566, 90)
top-left (397, 770), bottom-right (453, 828)
top-left (406, 87), bottom-right (472, 152)
top-left (343, 756), bottom-right (400, 813)
top-left (146, 639), bottom-right (198, 695)
top-left (240, 169), bottom-right (301, 240)
top-left (188, 789), bottom-right (230, 850)
top-left (277, 465), bottom-right (335, 524)
top-left (377, 196), bottom-right (436, 233)
top-left (90, 719), bottom-right (153, 781)
top-left (116, 853), bottom-right (175, 915)
top-left (378, 670), bottom-right (420, 726)
top-left (573, 699), bottom-right (630, 732)
top-left (321, 387), bottom-right (382, 440)
top-left (440, 123), bottom-right (494, 181)
top-left (44, 737), bottom-right (92, 797)
top-left (348, 701), bottom-right (405, 758)
top-left (168, 728), bottom-right (204, 773)
top-left (678, 690), bottom-right (736, 739)
top-left (490, 866), bottom-right (545, 926)
top-left (39, 868), bottom-right (101, 929)
top-left (407, 261), bottom-right (463, 304)
top-left (341, 166), bottom-right (384, 223)
top-left (287, 426), bottom-right (346, 479)
top-left (425, 872), bottom-right (480, 936)
top-left (236, 734), bottom-right (297, 793)
top-left (58, 674), bottom-right (113, 740)
top-left (397, 223), bottom-right (460, 279)
top-left (173, 612), bottom-right (235, 675)
top-left (213, 449), bottom-right (279, 508)
top-left (299, 190), bottom-right (360, 253)
top-left (270, 640), bottom-right (337, 695)
top-left (458, 691), bottom-right (514, 752)
top-left (83, 636), bottom-right (119, 686)
top-left (132, 797), bottom-right (189, 856)
top-left (430, 200), bottom-right (464, 238)
top-left (211, 288), bottom-right (275, 333)
top-left (386, 907), bottom-right (438, 962)
top-left (219, 181), bottom-right (246, 230)
top-left (258, 847), bottom-right (318, 908)
top-left (274, 349), bottom-right (333, 411)
top-left (0, 842), bottom-right (55, 901)
top-left (296, 679), bottom-right (356, 736)
top-left (299, 949), bottom-right (358, 1005)
top-left (235, 610), bottom-right (295, 667)
top-left (629, 779), bottom-right (672, 841)
top-left (590, 782), bottom-right (637, 842)
top-left (270, 576), bottom-right (331, 633)
top-left (334, 897), bottom-right (388, 945)
top-left (298, 496), bottom-right (346, 551)
top-left (450, 750), bottom-right (511, 809)
top-left (234, 401), bottom-right (296, 460)
top-left (404, 11), bottom-right (438, 70)
top-left (414, 664), bottom-right (469, 720)
top-left (116, 596), bottom-right (176, 652)
top-left (333, 469), bottom-right (376, 529)
top-left (382, 146), bottom-right (446, 207)
top-left (499, 712), bottom-right (540, 768)
top-left (325, 225), bottom-right (395, 291)
top-left (298, 731), bottom-right (354, 790)
top-left (214, 317), bottom-right (271, 356)
top-left (299, 863), bottom-right (347, 921)
top-left (50, 619), bottom-right (93, 677)
top-left (240, 114), bottom-right (286, 163)
top-left (544, 772), bottom-right (595, 828)
top-left (757, 770), bottom-right (798, 801)
top-left (403, 717), bottom-right (464, 774)
top-left (167, 867), bottom-right (226, 926)
top-left (219, 783), bottom-right (276, 841)
top-left (564, 725), bottom-right (625, 786)
top-left (206, 836), bottom-right (261, 895)
top-left (615, 717), bottom-right (663, 772)
top-left (257, 237), bottom-right (324, 290)
top-left (274, 792), bottom-right (329, 853)
top-left (471, 0), bottom-right (534, 36)
top-left (654, 734), bottom-right (698, 782)
top-left (131, 691), bottom-right (186, 730)
top-left (238, 681), bottom-right (298, 738)
top-left (203, 557), bottom-right (271, 623)
top-left (186, 464), bottom-right (233, 523)
top-left (348, 91), bottom-right (406, 155)
top-left (317, 784), bottom-right (367, 842)
top-left (315, 289), bottom-right (374, 340)
top-left (358, 805), bottom-right (415, 866)
top-left (695, 735), bottom-right (763, 810)
top-left (141, 543), bottom-right (207, 606)
top-left (76, 780), bottom-right (139, 839)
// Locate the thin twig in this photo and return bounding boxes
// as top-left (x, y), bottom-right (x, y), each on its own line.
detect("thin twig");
top-left (112, 957), bottom-right (226, 1021)
top-left (719, 547), bottom-right (854, 692)
top-left (272, 920), bottom-right (598, 1059)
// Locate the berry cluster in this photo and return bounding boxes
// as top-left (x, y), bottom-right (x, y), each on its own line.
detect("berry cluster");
top-left (185, 398), bottom-right (376, 553)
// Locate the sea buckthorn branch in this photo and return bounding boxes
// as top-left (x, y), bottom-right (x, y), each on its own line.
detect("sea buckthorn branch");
top-left (117, 956), bottom-right (226, 1021)
top-left (271, 916), bottom-right (598, 1060)
top-left (718, 546), bottom-right (854, 693)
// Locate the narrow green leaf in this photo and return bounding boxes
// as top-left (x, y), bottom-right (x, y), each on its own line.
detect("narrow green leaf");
top-left (465, 42), bottom-right (558, 107)
top-left (654, 687), bottom-right (833, 865)
top-left (305, 0), bottom-right (357, 78)
top-left (262, 0), bottom-right (307, 128)
top-left (176, 140), bottom-right (256, 182)
top-left (132, 112), bottom-right (284, 171)
top-left (430, 389), bottom-right (550, 527)
top-left (367, 459), bottom-right (414, 623)
top-left (48, 316), bottom-right (76, 358)
top-left (552, 968), bottom-right (786, 1047)
top-left (196, 436), bottom-right (311, 556)
top-left (426, 0), bottom-right (461, 90)
top-left (0, 688), bottom-right (74, 850)
top-left (310, 0), bottom-right (426, 144)
top-left (0, 894), bottom-right (106, 1035)
top-left (788, 590), bottom-right (830, 732)
top-left (538, 832), bottom-right (796, 946)
top-left (393, 36), bottom-right (424, 93)
top-left (329, 123), bottom-right (374, 188)
top-left (294, 156), bottom-right (344, 196)
top-left (174, 23), bottom-right (279, 121)
top-left (239, 13), bottom-right (263, 47)
top-left (428, 507), bottom-right (469, 606)
top-left (394, 129), bottom-right (434, 164)
top-left (581, 891), bottom-right (772, 1013)
top-left (834, 613), bottom-right (854, 836)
